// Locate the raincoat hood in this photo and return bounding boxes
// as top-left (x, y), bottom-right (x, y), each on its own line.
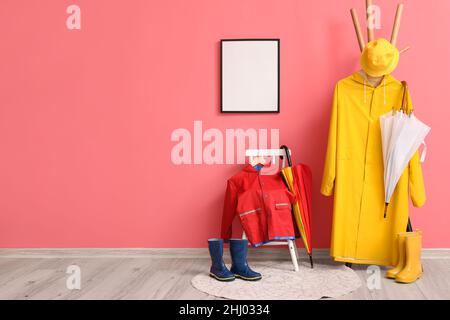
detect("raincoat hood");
top-left (351, 71), bottom-right (397, 86)
top-left (350, 71), bottom-right (400, 106)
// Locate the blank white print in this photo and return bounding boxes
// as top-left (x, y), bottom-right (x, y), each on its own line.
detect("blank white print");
top-left (221, 40), bottom-right (279, 113)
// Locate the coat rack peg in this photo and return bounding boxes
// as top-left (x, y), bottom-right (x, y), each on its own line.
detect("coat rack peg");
top-left (351, 8), bottom-right (366, 52)
top-left (366, 0), bottom-right (375, 42)
top-left (399, 46), bottom-right (411, 54)
top-left (391, 3), bottom-right (404, 46)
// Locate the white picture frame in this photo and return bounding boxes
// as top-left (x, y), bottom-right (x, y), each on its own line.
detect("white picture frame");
top-left (220, 39), bottom-right (280, 113)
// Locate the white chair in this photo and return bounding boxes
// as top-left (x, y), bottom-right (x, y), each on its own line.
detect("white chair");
top-left (244, 148), bottom-right (300, 272)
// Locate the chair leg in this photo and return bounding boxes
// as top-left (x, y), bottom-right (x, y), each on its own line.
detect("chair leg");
top-left (292, 240), bottom-right (300, 260)
top-left (288, 240), bottom-right (299, 272)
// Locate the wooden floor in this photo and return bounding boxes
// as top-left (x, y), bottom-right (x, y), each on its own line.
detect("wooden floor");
top-left (0, 249), bottom-right (449, 300)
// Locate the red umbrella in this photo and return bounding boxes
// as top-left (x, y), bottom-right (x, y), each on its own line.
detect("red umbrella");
top-left (280, 146), bottom-right (313, 268)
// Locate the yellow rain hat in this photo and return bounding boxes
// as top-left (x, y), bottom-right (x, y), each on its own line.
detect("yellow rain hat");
top-left (360, 38), bottom-right (400, 77)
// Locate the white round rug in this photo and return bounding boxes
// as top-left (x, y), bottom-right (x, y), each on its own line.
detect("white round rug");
top-left (191, 261), bottom-right (361, 300)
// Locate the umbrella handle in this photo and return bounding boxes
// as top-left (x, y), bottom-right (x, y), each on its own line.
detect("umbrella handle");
top-left (400, 81), bottom-right (413, 115)
top-left (280, 145), bottom-right (293, 167)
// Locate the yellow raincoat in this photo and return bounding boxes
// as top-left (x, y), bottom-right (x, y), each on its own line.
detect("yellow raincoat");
top-left (321, 72), bottom-right (426, 266)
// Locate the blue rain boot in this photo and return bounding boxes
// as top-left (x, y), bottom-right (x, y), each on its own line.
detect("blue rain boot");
top-left (230, 239), bottom-right (262, 281)
top-left (208, 239), bottom-right (235, 281)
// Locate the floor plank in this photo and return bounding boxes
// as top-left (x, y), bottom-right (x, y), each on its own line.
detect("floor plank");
top-left (0, 250), bottom-right (448, 300)
top-left (415, 259), bottom-right (450, 300)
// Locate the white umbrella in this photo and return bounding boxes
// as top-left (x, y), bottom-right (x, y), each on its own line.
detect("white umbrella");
top-left (380, 110), bottom-right (397, 167)
top-left (381, 111), bottom-right (407, 195)
top-left (380, 110), bottom-right (430, 217)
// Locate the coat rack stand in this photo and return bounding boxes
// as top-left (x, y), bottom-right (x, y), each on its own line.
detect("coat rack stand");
top-left (350, 0), bottom-right (409, 54)
top-left (345, 0), bottom-right (414, 270)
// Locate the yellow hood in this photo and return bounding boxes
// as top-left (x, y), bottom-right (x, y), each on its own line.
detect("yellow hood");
top-left (350, 72), bottom-right (400, 105)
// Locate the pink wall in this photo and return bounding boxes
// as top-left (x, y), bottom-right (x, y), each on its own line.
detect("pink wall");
top-left (0, 0), bottom-right (449, 248)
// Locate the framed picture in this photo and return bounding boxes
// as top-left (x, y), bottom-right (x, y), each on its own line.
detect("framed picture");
top-left (220, 39), bottom-right (280, 113)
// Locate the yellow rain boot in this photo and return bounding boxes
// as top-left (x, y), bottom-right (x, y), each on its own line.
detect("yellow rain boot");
top-left (396, 230), bottom-right (423, 284)
top-left (386, 232), bottom-right (410, 279)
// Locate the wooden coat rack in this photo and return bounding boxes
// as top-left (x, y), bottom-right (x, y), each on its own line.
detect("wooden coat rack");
top-left (347, 1), bottom-right (414, 268)
top-left (350, 0), bottom-right (410, 54)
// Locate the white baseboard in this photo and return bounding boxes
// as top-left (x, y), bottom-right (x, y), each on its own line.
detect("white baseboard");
top-left (0, 248), bottom-right (449, 259)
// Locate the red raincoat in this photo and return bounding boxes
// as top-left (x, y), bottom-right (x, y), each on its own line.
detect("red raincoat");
top-left (221, 164), bottom-right (297, 247)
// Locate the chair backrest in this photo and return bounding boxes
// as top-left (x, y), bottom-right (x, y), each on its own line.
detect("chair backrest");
top-left (245, 148), bottom-right (290, 169)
